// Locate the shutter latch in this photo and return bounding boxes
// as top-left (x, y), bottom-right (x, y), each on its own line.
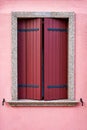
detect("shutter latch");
top-left (2, 98), bottom-right (5, 106)
top-left (80, 98), bottom-right (84, 106)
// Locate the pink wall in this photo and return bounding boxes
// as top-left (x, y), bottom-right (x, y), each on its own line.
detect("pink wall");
top-left (0, 0), bottom-right (87, 130)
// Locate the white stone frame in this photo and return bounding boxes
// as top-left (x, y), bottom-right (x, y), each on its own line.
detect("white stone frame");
top-left (8, 12), bottom-right (79, 106)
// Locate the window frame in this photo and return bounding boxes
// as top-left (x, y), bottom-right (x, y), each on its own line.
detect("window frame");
top-left (8, 12), bottom-right (79, 106)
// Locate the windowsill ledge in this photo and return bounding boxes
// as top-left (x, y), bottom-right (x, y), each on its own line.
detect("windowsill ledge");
top-left (7, 100), bottom-right (79, 107)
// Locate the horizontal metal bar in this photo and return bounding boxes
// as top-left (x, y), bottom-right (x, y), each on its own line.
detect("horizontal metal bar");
top-left (18, 84), bottom-right (39, 88)
top-left (48, 85), bottom-right (67, 88)
top-left (18, 84), bottom-right (26, 87)
top-left (48, 28), bottom-right (67, 32)
top-left (18, 28), bottom-right (39, 32)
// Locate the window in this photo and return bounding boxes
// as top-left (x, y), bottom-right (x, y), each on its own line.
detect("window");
top-left (8, 12), bottom-right (78, 106)
top-left (18, 18), bottom-right (68, 100)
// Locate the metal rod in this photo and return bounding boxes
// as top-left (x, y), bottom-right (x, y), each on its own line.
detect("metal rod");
top-left (80, 98), bottom-right (83, 106)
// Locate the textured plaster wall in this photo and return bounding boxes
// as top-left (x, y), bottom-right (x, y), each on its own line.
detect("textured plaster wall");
top-left (0, 0), bottom-right (87, 130)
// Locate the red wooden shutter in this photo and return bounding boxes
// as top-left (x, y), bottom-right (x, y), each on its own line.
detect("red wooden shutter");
top-left (18, 19), bottom-right (27, 99)
top-left (44, 18), bottom-right (68, 100)
top-left (26, 19), bottom-right (42, 99)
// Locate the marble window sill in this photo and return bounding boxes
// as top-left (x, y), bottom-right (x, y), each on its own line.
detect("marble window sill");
top-left (8, 99), bottom-right (79, 107)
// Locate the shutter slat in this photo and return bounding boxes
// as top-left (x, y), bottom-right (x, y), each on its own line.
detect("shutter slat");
top-left (26, 19), bottom-right (32, 99)
top-left (44, 19), bottom-right (48, 99)
top-left (36, 19), bottom-right (42, 99)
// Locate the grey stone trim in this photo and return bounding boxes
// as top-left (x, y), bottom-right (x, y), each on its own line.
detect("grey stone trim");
top-left (11, 14), bottom-right (18, 100)
top-left (12, 12), bottom-right (75, 18)
top-left (11, 12), bottom-right (75, 105)
top-left (8, 100), bottom-right (79, 107)
top-left (68, 14), bottom-right (75, 100)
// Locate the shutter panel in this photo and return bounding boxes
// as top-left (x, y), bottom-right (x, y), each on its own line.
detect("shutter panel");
top-left (44, 18), bottom-right (68, 100)
top-left (18, 19), bottom-right (27, 99)
top-left (26, 19), bottom-right (42, 99)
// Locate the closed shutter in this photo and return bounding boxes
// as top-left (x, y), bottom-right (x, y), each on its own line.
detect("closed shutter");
top-left (26, 19), bottom-right (42, 99)
top-left (18, 19), bottom-right (27, 99)
top-left (44, 18), bottom-right (68, 100)
top-left (18, 18), bottom-right (42, 100)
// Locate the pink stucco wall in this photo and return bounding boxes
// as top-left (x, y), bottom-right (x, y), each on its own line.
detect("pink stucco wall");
top-left (0, 0), bottom-right (87, 130)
